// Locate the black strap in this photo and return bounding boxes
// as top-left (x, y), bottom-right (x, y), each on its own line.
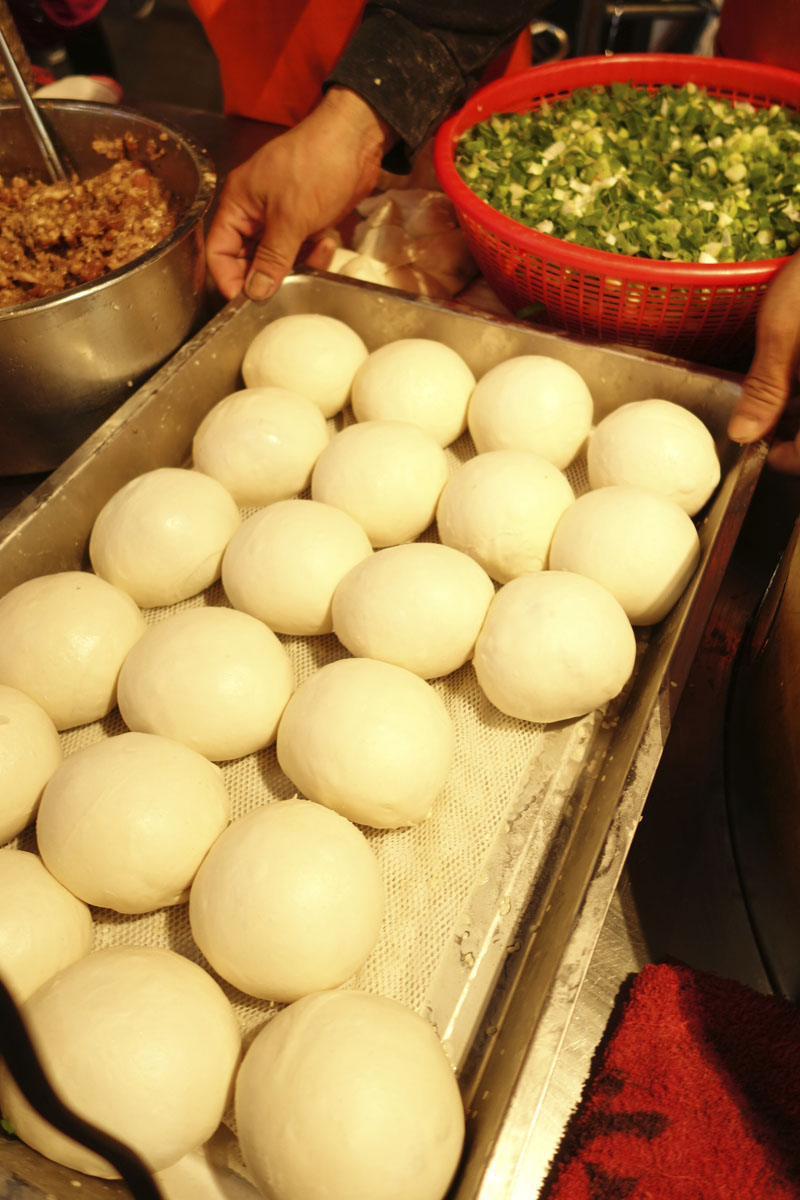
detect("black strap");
top-left (0, 973), bottom-right (163, 1199)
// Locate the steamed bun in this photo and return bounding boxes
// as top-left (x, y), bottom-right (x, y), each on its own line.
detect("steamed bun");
top-left (467, 355), bottom-right (593, 468)
top-left (0, 571), bottom-right (145, 731)
top-left (236, 990), bottom-right (464, 1200)
top-left (89, 467), bottom-right (241, 608)
top-left (276, 657), bottom-right (455, 828)
top-left (0, 946), bottom-right (241, 1177)
top-left (192, 387), bottom-right (331, 508)
top-left (549, 484), bottom-right (701, 625)
top-left (37, 732), bottom-right (231, 914)
top-left (332, 542), bottom-right (494, 678)
top-left (587, 398), bottom-right (721, 516)
top-left (0, 685), bottom-right (63, 845)
top-left (311, 420), bottom-right (449, 547)
top-left (351, 338), bottom-right (475, 447)
top-left (436, 450), bottom-right (574, 583)
top-left (189, 799), bottom-right (384, 1001)
top-left (117, 607), bottom-right (294, 761)
top-left (0, 849), bottom-right (93, 1003)
top-left (241, 314), bottom-right (368, 418)
top-left (473, 571), bottom-right (636, 724)
top-left (222, 499), bottom-right (373, 635)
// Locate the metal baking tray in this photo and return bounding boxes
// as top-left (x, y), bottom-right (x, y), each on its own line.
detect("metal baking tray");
top-left (0, 271), bottom-right (766, 1199)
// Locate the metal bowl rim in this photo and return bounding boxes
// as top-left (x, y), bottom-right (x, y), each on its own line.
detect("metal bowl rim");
top-left (0, 99), bottom-right (217, 322)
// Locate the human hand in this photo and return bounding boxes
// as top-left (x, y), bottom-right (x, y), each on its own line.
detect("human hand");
top-left (205, 87), bottom-right (395, 303)
top-left (727, 249), bottom-right (800, 472)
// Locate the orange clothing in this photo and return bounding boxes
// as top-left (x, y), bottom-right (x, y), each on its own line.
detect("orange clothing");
top-left (188, 0), bottom-right (532, 127)
top-left (715, 0), bottom-right (800, 72)
top-left (188, 0), bottom-right (364, 125)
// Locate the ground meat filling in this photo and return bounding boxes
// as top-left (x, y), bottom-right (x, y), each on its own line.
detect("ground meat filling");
top-left (0, 133), bottom-right (179, 309)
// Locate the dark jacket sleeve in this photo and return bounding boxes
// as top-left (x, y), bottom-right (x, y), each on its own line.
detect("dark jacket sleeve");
top-left (325, 0), bottom-right (547, 168)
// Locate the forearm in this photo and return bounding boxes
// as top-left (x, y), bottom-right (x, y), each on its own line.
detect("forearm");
top-left (325, 0), bottom-right (546, 165)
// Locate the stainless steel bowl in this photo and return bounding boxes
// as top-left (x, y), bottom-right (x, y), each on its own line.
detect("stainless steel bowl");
top-left (0, 101), bottom-right (217, 475)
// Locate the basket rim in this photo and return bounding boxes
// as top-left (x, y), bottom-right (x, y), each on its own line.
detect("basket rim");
top-left (433, 53), bottom-right (800, 286)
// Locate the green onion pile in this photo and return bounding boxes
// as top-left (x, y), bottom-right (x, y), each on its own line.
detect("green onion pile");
top-left (455, 81), bottom-right (800, 263)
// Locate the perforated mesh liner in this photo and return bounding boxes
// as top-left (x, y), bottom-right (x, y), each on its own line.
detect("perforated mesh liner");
top-left (14, 439), bottom-right (591, 1055)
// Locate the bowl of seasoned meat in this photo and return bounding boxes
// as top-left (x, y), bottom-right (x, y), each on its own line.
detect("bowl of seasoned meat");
top-left (0, 101), bottom-right (216, 475)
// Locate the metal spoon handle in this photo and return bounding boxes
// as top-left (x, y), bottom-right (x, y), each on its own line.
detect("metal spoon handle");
top-left (0, 25), bottom-right (69, 182)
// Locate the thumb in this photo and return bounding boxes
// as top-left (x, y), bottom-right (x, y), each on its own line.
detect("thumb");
top-left (727, 253), bottom-right (800, 444)
top-left (727, 340), bottom-right (795, 443)
top-left (244, 216), bottom-right (304, 302)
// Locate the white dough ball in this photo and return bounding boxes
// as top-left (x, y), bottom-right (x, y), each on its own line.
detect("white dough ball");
top-left (436, 450), bottom-right (574, 583)
top-left (222, 499), bottom-right (373, 635)
top-left (467, 355), bottom-right (593, 468)
top-left (0, 945), bottom-right (241, 1177)
top-left (89, 467), bottom-right (242, 608)
top-left (351, 338), bottom-right (476, 447)
top-left (189, 799), bottom-right (384, 1002)
top-left (587, 398), bottom-right (721, 515)
top-left (0, 849), bottom-right (93, 1004)
top-left (235, 989), bottom-right (465, 1200)
top-left (0, 571), bottom-right (146, 731)
top-left (311, 419), bottom-right (449, 548)
top-left (276, 657), bottom-right (455, 828)
top-left (549, 485), bottom-right (701, 625)
top-left (473, 571), bottom-right (636, 724)
top-left (117, 607), bottom-right (294, 761)
top-left (332, 542), bottom-right (495, 678)
top-left (37, 733), bottom-right (231, 914)
top-left (241, 314), bottom-right (368, 418)
top-left (192, 387), bottom-right (331, 508)
top-left (0, 685), bottom-right (63, 845)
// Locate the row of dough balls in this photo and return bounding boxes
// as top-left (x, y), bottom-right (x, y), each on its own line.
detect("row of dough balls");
top-left (79, 310), bottom-right (718, 659)
top-left (231, 312), bottom-right (719, 512)
top-left (195, 314), bottom-right (718, 633)
top-left (0, 571), bottom-right (454, 995)
top-left (0, 339), bottom-right (722, 840)
top-left (0, 569), bottom-right (457, 823)
top-left (2, 786), bottom-right (386, 1004)
top-left (0, 660), bottom-right (462, 1195)
top-left (0, 597), bottom-right (458, 1016)
top-left (0, 918), bottom-right (464, 1200)
top-left (193, 313), bottom-right (596, 518)
top-left (0, 658), bottom-right (461, 1196)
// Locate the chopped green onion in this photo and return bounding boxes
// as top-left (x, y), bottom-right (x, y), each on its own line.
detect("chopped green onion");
top-left (454, 82), bottom-right (800, 262)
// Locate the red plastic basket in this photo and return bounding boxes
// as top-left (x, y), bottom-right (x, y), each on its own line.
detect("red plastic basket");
top-left (434, 54), bottom-right (800, 364)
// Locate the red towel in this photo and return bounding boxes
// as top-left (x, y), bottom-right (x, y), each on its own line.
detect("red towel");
top-left (544, 963), bottom-right (800, 1199)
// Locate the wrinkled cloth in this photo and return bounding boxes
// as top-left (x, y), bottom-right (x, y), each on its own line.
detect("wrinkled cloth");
top-left (544, 962), bottom-right (800, 1200)
top-left (327, 0), bottom-right (547, 167)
